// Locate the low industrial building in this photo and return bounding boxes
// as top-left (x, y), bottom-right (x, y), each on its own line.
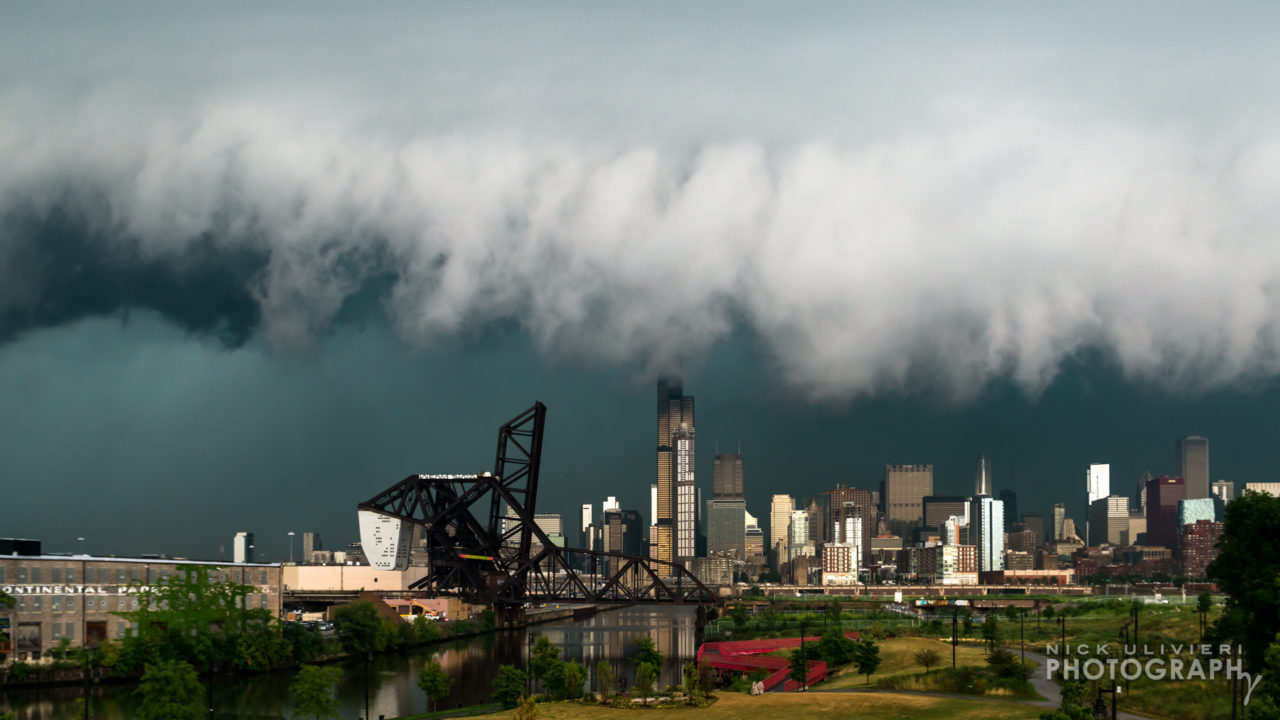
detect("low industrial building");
top-left (1, 540), bottom-right (281, 663)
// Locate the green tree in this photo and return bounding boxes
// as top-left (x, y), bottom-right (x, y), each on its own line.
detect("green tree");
top-left (787, 648), bottom-right (809, 685)
top-left (681, 661), bottom-right (699, 699)
top-left (1246, 636), bottom-right (1280, 719)
top-left (982, 614), bottom-right (1002, 652)
top-left (1209, 491), bottom-right (1280, 667)
top-left (1004, 605), bottom-right (1020, 621)
top-left (853, 640), bottom-right (881, 684)
top-left (866, 621), bottom-right (886, 640)
top-left (290, 664), bottom-right (342, 720)
top-left (491, 664), bottom-right (528, 709)
top-left (134, 659), bottom-right (205, 720)
top-left (413, 615), bottom-right (442, 643)
top-left (1039, 679), bottom-right (1092, 720)
top-left (1043, 604), bottom-right (1056, 620)
top-left (816, 626), bottom-right (855, 665)
top-left (595, 660), bottom-right (615, 700)
top-left (761, 604), bottom-right (782, 631)
top-left (826, 601), bottom-right (843, 625)
top-left (632, 636), bottom-right (663, 673)
top-left (529, 634), bottom-right (561, 683)
top-left (417, 659), bottom-right (453, 712)
top-left (729, 603), bottom-right (750, 627)
top-left (333, 601), bottom-right (386, 655)
top-left (1197, 590), bottom-right (1213, 642)
top-left (914, 648), bottom-right (940, 674)
top-left (633, 662), bottom-right (657, 698)
top-left (562, 660), bottom-right (586, 700)
top-left (543, 659), bottom-right (568, 699)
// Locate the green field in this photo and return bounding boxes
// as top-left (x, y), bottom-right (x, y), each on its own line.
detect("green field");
top-left (458, 693), bottom-right (1044, 720)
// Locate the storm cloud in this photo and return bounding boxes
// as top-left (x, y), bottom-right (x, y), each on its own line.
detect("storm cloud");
top-left (3, 3), bottom-right (1280, 401)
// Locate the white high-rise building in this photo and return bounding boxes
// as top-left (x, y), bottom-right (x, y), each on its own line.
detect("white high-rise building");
top-left (233, 531), bottom-right (254, 563)
top-left (358, 510), bottom-right (412, 570)
top-left (969, 497), bottom-right (1005, 572)
top-left (1087, 464), bottom-right (1111, 506)
top-left (603, 496), bottom-right (620, 513)
top-left (770, 494), bottom-right (795, 562)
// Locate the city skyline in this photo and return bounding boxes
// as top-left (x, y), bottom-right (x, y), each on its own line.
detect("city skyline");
top-left (4, 4), bottom-right (1280, 560)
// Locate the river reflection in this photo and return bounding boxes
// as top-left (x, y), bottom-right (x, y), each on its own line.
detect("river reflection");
top-left (0, 605), bottom-right (697, 719)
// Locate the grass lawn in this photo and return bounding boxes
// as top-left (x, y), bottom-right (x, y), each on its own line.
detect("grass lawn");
top-left (821, 636), bottom-right (990, 689)
top-left (461, 693), bottom-right (1044, 720)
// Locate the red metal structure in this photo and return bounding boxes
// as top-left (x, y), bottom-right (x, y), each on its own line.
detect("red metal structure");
top-left (697, 631), bottom-right (860, 692)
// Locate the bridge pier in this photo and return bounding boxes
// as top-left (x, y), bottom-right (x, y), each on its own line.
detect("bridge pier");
top-left (496, 604), bottom-right (526, 628)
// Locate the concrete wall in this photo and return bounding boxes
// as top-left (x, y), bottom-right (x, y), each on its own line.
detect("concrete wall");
top-left (283, 565), bottom-right (429, 591)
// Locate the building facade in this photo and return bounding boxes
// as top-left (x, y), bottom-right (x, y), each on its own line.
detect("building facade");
top-left (1088, 495), bottom-right (1129, 546)
top-left (1176, 436), bottom-right (1210, 500)
top-left (884, 464), bottom-right (933, 539)
top-left (969, 496), bottom-right (1005, 572)
top-left (1146, 476), bottom-right (1187, 550)
top-left (1, 551), bottom-right (282, 662)
top-left (712, 452), bottom-right (744, 499)
top-left (656, 377), bottom-right (694, 573)
top-left (769, 494), bottom-right (794, 564)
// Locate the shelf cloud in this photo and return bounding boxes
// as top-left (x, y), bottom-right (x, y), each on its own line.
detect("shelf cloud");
top-left (3, 4), bottom-right (1279, 401)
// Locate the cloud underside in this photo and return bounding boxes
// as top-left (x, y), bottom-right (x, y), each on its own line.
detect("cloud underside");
top-left (3, 100), bottom-right (1279, 401)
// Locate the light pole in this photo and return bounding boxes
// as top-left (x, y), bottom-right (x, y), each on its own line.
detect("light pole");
top-left (288, 532), bottom-right (296, 564)
top-left (78, 537), bottom-right (88, 720)
top-left (1020, 608), bottom-right (1025, 666)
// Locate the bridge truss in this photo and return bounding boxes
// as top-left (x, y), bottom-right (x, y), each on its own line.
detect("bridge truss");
top-left (357, 402), bottom-right (714, 608)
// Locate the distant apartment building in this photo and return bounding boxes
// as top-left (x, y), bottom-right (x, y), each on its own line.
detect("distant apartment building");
top-left (827, 485), bottom-right (877, 565)
top-left (1212, 480), bottom-right (1235, 504)
top-left (1180, 520), bottom-right (1223, 578)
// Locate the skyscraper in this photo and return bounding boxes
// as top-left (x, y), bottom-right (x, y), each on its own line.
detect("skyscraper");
top-left (1146, 476), bottom-right (1187, 550)
top-left (1087, 464), bottom-right (1110, 506)
top-left (674, 426), bottom-right (696, 564)
top-left (805, 498), bottom-right (826, 544)
top-left (1177, 436), bottom-right (1210, 500)
top-left (769, 494), bottom-right (794, 565)
top-left (969, 497), bottom-right (1005, 572)
top-left (580, 503), bottom-right (593, 549)
top-left (827, 485), bottom-right (877, 565)
top-left (975, 454), bottom-right (992, 496)
top-left (1088, 496), bottom-right (1129, 546)
top-left (713, 452), bottom-right (744, 499)
top-left (706, 498), bottom-right (747, 558)
top-left (302, 532), bottom-right (322, 562)
top-left (1212, 480), bottom-right (1235, 503)
top-left (1052, 503), bottom-right (1066, 542)
top-left (884, 464), bottom-right (933, 538)
top-left (998, 489), bottom-right (1018, 526)
top-left (234, 532), bottom-right (254, 563)
top-left (656, 377), bottom-right (694, 572)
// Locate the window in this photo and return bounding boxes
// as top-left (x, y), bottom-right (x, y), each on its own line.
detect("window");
top-left (117, 596), bottom-right (127, 610)
top-left (130, 569), bottom-right (140, 582)
top-left (32, 596), bottom-right (42, 611)
top-left (17, 567), bottom-right (27, 582)
top-left (117, 569), bottom-right (126, 583)
top-left (65, 623), bottom-right (74, 640)
top-left (17, 597), bottom-right (25, 612)
top-left (260, 594), bottom-right (268, 609)
top-left (160, 569), bottom-right (169, 583)
top-left (147, 569), bottom-right (157, 584)
top-left (31, 567), bottom-right (40, 583)
top-left (232, 569), bottom-right (242, 583)
top-left (52, 596), bottom-right (62, 612)
top-left (260, 570), bottom-right (268, 584)
top-left (117, 622), bottom-right (126, 639)
top-left (66, 567), bottom-right (75, 583)
top-left (52, 568), bottom-right (63, 583)
top-left (52, 623), bottom-right (61, 640)
top-left (0, 566), bottom-right (5, 582)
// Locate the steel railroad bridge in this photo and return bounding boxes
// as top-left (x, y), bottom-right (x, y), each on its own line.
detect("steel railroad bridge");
top-left (357, 403), bottom-right (714, 621)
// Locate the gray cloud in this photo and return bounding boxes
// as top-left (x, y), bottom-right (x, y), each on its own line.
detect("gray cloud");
top-left (3, 4), bottom-right (1280, 400)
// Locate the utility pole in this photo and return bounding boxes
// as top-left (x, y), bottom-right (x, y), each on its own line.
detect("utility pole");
top-left (1020, 608), bottom-right (1025, 665)
top-left (951, 608), bottom-right (958, 668)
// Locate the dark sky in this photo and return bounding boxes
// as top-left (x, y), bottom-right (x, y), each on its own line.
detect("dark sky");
top-left (3, 4), bottom-right (1280, 559)
top-left (2, 309), bottom-right (1277, 560)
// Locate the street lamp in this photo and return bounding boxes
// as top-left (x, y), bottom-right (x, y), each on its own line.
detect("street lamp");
top-left (288, 532), bottom-right (296, 564)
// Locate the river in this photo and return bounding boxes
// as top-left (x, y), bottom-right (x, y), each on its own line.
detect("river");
top-left (0, 605), bottom-right (698, 719)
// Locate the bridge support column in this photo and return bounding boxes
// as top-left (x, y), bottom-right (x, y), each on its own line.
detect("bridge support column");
top-left (496, 604), bottom-right (526, 628)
